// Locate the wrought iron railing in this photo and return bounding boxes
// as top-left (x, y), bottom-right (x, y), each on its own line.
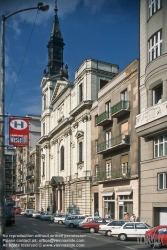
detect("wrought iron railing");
top-left (97, 135), bottom-right (130, 153)
top-left (111, 101), bottom-right (130, 115)
top-left (95, 111), bottom-right (111, 125)
top-left (95, 166), bottom-right (131, 181)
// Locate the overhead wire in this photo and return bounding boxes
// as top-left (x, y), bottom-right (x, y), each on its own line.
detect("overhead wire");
top-left (6, 10), bottom-right (40, 113)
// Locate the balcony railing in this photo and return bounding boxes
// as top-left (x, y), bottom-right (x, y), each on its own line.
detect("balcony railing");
top-left (26, 175), bottom-right (34, 181)
top-left (97, 134), bottom-right (130, 154)
top-left (111, 101), bottom-right (130, 118)
top-left (95, 166), bottom-right (131, 182)
top-left (95, 111), bottom-right (112, 126)
top-left (26, 189), bottom-right (34, 193)
top-left (26, 162), bottom-right (34, 168)
top-left (15, 190), bottom-right (24, 195)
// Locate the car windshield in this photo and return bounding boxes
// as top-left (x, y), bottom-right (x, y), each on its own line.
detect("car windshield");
top-left (145, 223), bottom-right (152, 229)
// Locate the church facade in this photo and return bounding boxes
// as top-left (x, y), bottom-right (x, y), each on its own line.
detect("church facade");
top-left (38, 3), bottom-right (119, 214)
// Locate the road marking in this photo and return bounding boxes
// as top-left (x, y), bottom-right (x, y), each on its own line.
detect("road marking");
top-left (32, 223), bottom-right (37, 225)
top-left (33, 230), bottom-right (39, 233)
top-left (116, 244), bottom-right (136, 250)
top-left (22, 226), bottom-right (27, 228)
top-left (86, 235), bottom-right (100, 240)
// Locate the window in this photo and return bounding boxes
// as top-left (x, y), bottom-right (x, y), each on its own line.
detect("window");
top-left (154, 135), bottom-right (167, 157)
top-left (43, 94), bottom-right (46, 110)
top-left (43, 123), bottom-right (45, 136)
top-left (79, 142), bottom-right (83, 162)
top-left (148, 29), bottom-right (162, 63)
top-left (95, 165), bottom-right (99, 177)
top-left (100, 79), bottom-right (108, 89)
top-left (153, 84), bottom-right (162, 105)
top-left (148, 0), bottom-right (162, 18)
top-left (158, 172), bottom-right (167, 190)
top-left (121, 89), bottom-right (127, 101)
top-left (135, 223), bottom-right (148, 229)
top-left (123, 223), bottom-right (134, 229)
top-left (79, 83), bottom-right (83, 103)
top-left (95, 140), bottom-right (98, 153)
top-left (60, 146), bottom-right (64, 171)
top-left (105, 102), bottom-right (111, 118)
top-left (42, 162), bottom-right (45, 176)
top-left (106, 160), bottom-right (111, 178)
top-left (106, 131), bottom-right (111, 148)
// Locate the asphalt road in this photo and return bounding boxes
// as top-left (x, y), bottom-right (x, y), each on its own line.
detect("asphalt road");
top-left (4, 215), bottom-right (158, 250)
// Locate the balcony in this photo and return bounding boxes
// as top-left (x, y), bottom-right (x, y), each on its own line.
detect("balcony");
top-left (111, 101), bottom-right (130, 118)
top-left (95, 111), bottom-right (112, 126)
top-left (96, 166), bottom-right (131, 183)
top-left (97, 134), bottom-right (130, 154)
top-left (15, 190), bottom-right (24, 195)
top-left (135, 100), bottom-right (167, 138)
top-left (26, 175), bottom-right (34, 182)
top-left (26, 162), bottom-right (34, 168)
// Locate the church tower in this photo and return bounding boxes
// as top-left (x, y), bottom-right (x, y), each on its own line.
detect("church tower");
top-left (46, 0), bottom-right (65, 76)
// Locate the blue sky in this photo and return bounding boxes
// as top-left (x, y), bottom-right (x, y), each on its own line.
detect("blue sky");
top-left (0, 0), bottom-right (139, 135)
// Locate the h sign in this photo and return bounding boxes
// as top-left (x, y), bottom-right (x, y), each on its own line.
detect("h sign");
top-left (9, 117), bottom-right (29, 146)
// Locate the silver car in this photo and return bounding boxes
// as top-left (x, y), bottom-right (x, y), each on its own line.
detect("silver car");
top-left (65, 215), bottom-right (85, 228)
top-left (40, 212), bottom-right (52, 221)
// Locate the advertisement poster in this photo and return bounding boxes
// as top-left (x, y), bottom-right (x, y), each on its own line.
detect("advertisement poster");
top-left (9, 117), bottom-right (29, 146)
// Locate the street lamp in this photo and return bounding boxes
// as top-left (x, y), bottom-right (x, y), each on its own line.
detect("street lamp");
top-left (0, 2), bottom-right (49, 247)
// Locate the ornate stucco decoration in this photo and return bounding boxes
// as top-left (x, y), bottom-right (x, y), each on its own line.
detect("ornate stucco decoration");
top-left (70, 142), bottom-right (75, 148)
top-left (75, 130), bottom-right (84, 139)
top-left (77, 161), bottom-right (84, 169)
top-left (44, 143), bottom-right (50, 149)
top-left (73, 122), bottom-right (78, 129)
top-left (64, 128), bottom-right (71, 137)
top-left (41, 154), bottom-right (45, 159)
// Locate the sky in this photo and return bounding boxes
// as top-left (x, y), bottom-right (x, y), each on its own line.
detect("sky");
top-left (0, 0), bottom-right (139, 143)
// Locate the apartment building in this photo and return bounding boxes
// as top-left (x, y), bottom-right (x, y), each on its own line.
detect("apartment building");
top-left (5, 147), bottom-right (16, 199)
top-left (91, 59), bottom-right (139, 219)
top-left (15, 115), bottom-right (41, 210)
top-left (135, 0), bottom-right (167, 226)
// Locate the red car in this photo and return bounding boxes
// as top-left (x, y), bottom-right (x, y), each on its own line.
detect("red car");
top-left (145, 225), bottom-right (167, 248)
top-left (82, 218), bottom-right (110, 233)
top-left (14, 206), bottom-right (22, 214)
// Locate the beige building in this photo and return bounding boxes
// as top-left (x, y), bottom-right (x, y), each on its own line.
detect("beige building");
top-left (15, 115), bottom-right (41, 210)
top-left (135, 0), bottom-right (167, 226)
top-left (91, 60), bottom-right (139, 219)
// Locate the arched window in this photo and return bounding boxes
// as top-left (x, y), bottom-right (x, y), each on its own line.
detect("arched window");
top-left (60, 146), bottom-right (64, 171)
top-left (79, 141), bottom-right (83, 162)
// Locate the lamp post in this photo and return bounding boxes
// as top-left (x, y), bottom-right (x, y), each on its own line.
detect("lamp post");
top-left (0, 3), bottom-right (49, 247)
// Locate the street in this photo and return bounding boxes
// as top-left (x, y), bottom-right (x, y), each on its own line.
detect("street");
top-left (4, 215), bottom-right (158, 250)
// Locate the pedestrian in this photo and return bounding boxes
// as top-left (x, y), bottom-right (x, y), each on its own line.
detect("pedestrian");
top-left (105, 212), bottom-right (110, 219)
top-left (124, 212), bottom-right (130, 220)
top-left (130, 213), bottom-right (136, 222)
top-left (94, 210), bottom-right (99, 216)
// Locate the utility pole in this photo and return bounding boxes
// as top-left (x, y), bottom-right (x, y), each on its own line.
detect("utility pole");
top-left (0, 3), bottom-right (49, 248)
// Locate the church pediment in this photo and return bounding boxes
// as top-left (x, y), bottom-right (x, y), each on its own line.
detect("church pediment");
top-left (75, 130), bottom-right (84, 139)
top-left (51, 79), bottom-right (73, 104)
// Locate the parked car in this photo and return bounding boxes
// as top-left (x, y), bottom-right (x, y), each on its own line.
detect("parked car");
top-left (110, 222), bottom-right (152, 241)
top-left (24, 209), bottom-right (34, 217)
top-left (64, 215), bottom-right (86, 228)
top-left (32, 211), bottom-right (41, 219)
top-left (51, 213), bottom-right (61, 223)
top-left (78, 216), bottom-right (99, 228)
top-left (14, 206), bottom-right (22, 214)
top-left (82, 218), bottom-right (110, 233)
top-left (54, 214), bottom-right (69, 224)
top-left (20, 210), bottom-right (26, 215)
top-left (145, 225), bottom-right (167, 248)
top-left (98, 220), bottom-right (129, 236)
top-left (40, 212), bottom-right (52, 221)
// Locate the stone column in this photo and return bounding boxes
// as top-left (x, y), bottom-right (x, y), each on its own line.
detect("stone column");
top-left (58, 189), bottom-right (60, 212)
top-left (163, 80), bottom-right (167, 101)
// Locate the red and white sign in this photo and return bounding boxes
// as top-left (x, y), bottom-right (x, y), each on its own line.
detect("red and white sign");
top-left (9, 117), bottom-right (29, 146)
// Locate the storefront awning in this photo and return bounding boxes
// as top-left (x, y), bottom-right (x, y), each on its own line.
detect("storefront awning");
top-left (101, 191), bottom-right (114, 196)
top-left (116, 190), bottom-right (132, 196)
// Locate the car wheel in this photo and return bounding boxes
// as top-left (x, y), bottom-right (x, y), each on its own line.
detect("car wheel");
top-left (106, 230), bottom-right (111, 237)
top-left (58, 220), bottom-right (63, 225)
top-left (69, 223), bottom-right (74, 228)
top-left (89, 227), bottom-right (95, 233)
top-left (119, 234), bottom-right (127, 241)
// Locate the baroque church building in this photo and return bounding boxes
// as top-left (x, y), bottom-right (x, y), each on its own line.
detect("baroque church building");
top-left (38, 2), bottom-right (119, 214)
